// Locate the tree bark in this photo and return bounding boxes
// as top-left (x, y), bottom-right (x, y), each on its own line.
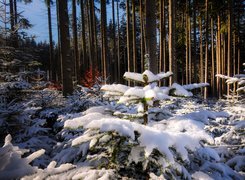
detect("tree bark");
top-left (145, 0), bottom-right (157, 74)
top-left (46, 0), bottom-right (55, 81)
top-left (140, 0), bottom-right (145, 72)
top-left (101, 0), bottom-right (108, 81)
top-left (204, 0), bottom-right (209, 99)
top-left (72, 0), bottom-right (79, 82)
top-left (168, 0), bottom-right (177, 84)
top-left (132, 0), bottom-right (137, 73)
top-left (57, 0), bottom-right (73, 96)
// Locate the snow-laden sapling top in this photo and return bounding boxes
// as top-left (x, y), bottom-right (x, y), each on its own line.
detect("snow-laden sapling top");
top-left (102, 69), bottom-right (173, 124)
top-left (101, 62), bottom-right (209, 124)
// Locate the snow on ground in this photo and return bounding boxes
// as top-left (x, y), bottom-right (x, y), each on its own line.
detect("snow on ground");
top-left (0, 87), bottom-right (244, 179)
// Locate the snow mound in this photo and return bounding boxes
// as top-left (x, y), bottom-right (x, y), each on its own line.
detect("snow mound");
top-left (0, 135), bottom-right (44, 179)
top-left (65, 108), bottom-right (214, 164)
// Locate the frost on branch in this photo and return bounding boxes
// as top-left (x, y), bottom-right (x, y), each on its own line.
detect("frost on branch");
top-left (101, 69), bottom-right (209, 125)
top-left (0, 134), bottom-right (45, 179)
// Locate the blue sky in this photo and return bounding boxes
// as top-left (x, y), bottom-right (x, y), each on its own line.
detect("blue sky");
top-left (19, 0), bottom-right (58, 43)
top-left (19, 0), bottom-right (122, 43)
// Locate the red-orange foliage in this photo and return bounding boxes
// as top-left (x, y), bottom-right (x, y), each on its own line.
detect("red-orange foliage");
top-left (47, 81), bottom-right (63, 91)
top-left (81, 67), bottom-right (101, 88)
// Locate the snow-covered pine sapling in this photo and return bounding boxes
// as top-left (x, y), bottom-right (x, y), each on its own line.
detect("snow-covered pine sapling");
top-left (101, 55), bottom-right (173, 125)
top-left (216, 63), bottom-right (245, 99)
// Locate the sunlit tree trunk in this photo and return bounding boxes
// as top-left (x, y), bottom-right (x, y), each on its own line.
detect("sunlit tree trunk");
top-left (169, 0), bottom-right (177, 84)
top-left (159, 0), bottom-right (166, 77)
top-left (204, 0), bottom-right (209, 99)
top-left (193, 0), bottom-right (197, 84)
top-left (72, 0), bottom-right (79, 82)
top-left (101, 0), bottom-right (108, 81)
top-left (112, 0), bottom-right (117, 82)
top-left (211, 11), bottom-right (215, 96)
top-left (132, 0), bottom-right (137, 73)
top-left (57, 0), bottom-right (73, 96)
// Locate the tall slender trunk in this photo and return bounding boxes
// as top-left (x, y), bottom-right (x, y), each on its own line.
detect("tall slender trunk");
top-left (199, 17), bottom-right (203, 86)
top-left (159, 0), bottom-right (166, 77)
top-left (227, 0), bottom-right (233, 97)
top-left (56, 0), bottom-right (62, 82)
top-left (188, 2), bottom-right (191, 84)
top-left (57, 0), bottom-right (73, 96)
top-left (185, 0), bottom-right (189, 84)
top-left (89, 1), bottom-right (96, 80)
top-left (9, 0), bottom-right (15, 47)
top-left (72, 0), bottom-right (79, 82)
top-left (117, 0), bottom-right (121, 82)
top-left (145, 0), bottom-right (157, 74)
top-left (47, 0), bottom-right (55, 81)
top-left (193, 0), bottom-right (197, 83)
top-left (169, 0), bottom-right (176, 84)
top-left (140, 0), bottom-right (145, 72)
top-left (211, 13), bottom-right (215, 96)
top-left (80, 0), bottom-right (87, 74)
top-left (132, 0), bottom-right (137, 73)
top-left (204, 0), bottom-right (209, 99)
top-left (126, 0), bottom-right (132, 79)
top-left (112, 0), bottom-right (117, 82)
top-left (101, 0), bottom-right (108, 81)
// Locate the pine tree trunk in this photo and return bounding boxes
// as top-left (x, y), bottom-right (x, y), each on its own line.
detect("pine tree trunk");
top-left (140, 0), bottom-right (145, 72)
top-left (193, 0), bottom-right (197, 84)
top-left (159, 0), bottom-right (166, 77)
top-left (185, 0), bottom-right (189, 84)
top-left (117, 0), bottom-right (121, 82)
top-left (72, 0), bottom-right (79, 82)
top-left (145, 0), bottom-right (157, 74)
top-left (169, 0), bottom-right (177, 84)
top-left (80, 0), bottom-right (87, 75)
top-left (132, 0), bottom-right (137, 73)
top-left (199, 17), bottom-right (203, 88)
top-left (216, 14), bottom-right (221, 98)
top-left (47, 0), bottom-right (55, 81)
top-left (227, 0), bottom-right (233, 97)
top-left (101, 0), bottom-right (108, 81)
top-left (204, 0), bottom-right (209, 99)
top-left (57, 0), bottom-right (73, 96)
top-left (112, 0), bottom-right (117, 82)
top-left (126, 0), bottom-right (132, 85)
top-left (211, 14), bottom-right (215, 96)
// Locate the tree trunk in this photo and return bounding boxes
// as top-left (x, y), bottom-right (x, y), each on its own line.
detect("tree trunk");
top-left (211, 13), bottom-right (215, 96)
top-left (204, 0), bottom-right (209, 99)
top-left (101, 0), bottom-right (108, 81)
top-left (227, 0), bottom-right (233, 97)
top-left (159, 0), bottom-right (166, 76)
top-left (216, 14), bottom-right (221, 98)
top-left (193, 0), bottom-right (197, 83)
top-left (168, 0), bottom-right (177, 84)
top-left (126, 0), bottom-right (132, 85)
top-left (132, 0), bottom-right (137, 73)
top-left (185, 0), bottom-right (189, 84)
top-left (117, 0), bottom-right (121, 82)
top-left (145, 0), bottom-right (157, 74)
top-left (57, 0), bottom-right (73, 96)
top-left (112, 0), bottom-right (117, 82)
top-left (199, 17), bottom-right (203, 86)
top-left (72, 0), bottom-right (79, 82)
top-left (80, 0), bottom-right (87, 75)
top-left (140, 0), bottom-right (145, 72)
top-left (47, 0), bottom-right (55, 81)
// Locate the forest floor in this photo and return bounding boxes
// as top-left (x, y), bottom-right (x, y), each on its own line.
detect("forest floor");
top-left (0, 85), bottom-right (244, 179)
